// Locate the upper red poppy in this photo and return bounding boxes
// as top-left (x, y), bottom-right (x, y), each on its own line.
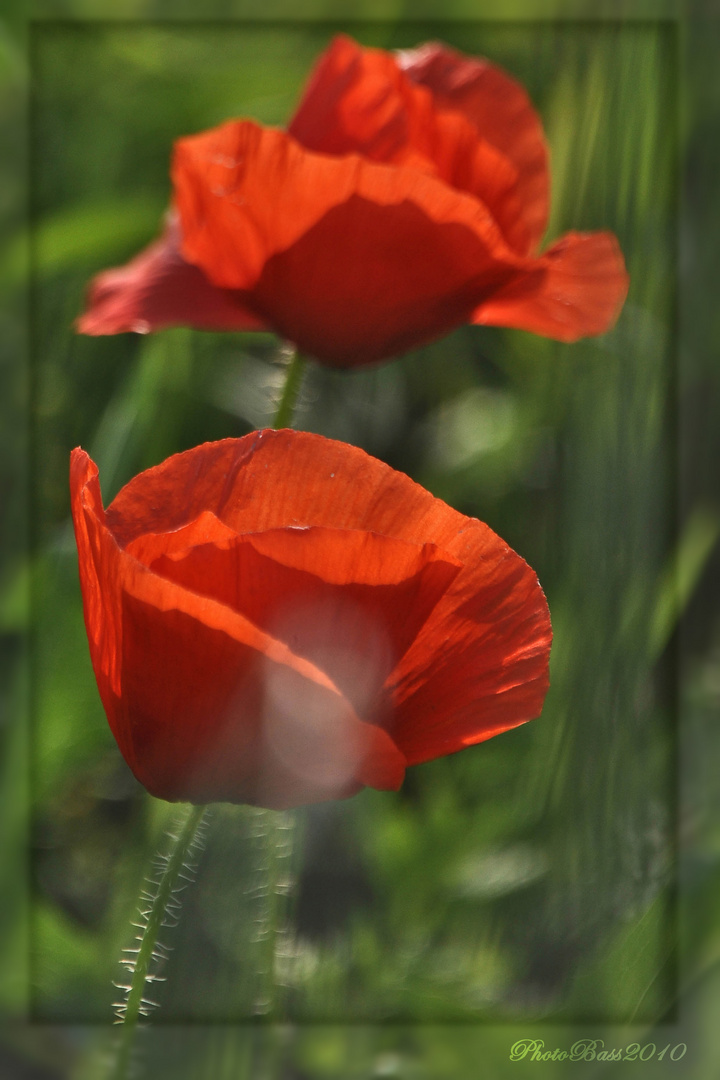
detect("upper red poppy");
top-left (70, 430), bottom-right (552, 809)
top-left (77, 35), bottom-right (628, 367)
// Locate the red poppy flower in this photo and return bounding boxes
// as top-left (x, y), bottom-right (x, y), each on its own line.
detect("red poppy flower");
top-left (77, 35), bottom-right (628, 367)
top-left (70, 430), bottom-right (551, 809)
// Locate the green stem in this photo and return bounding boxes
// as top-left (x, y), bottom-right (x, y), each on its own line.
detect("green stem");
top-left (108, 349), bottom-right (308, 1080)
top-left (272, 349), bottom-right (306, 429)
top-left (248, 810), bottom-right (298, 1080)
top-left (110, 803), bottom-right (207, 1080)
top-left (252, 809), bottom-right (298, 1019)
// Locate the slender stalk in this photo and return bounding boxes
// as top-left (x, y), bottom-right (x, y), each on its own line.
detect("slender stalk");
top-left (252, 810), bottom-right (297, 1019)
top-left (272, 349), bottom-right (306, 429)
top-left (110, 803), bottom-right (207, 1080)
top-left (108, 352), bottom-right (308, 1079)
top-left (248, 809), bottom-right (299, 1080)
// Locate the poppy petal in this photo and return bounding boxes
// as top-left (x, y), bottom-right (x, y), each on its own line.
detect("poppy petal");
top-left (399, 40), bottom-right (550, 253)
top-left (128, 514), bottom-right (462, 719)
top-left (172, 119), bottom-right (528, 365)
top-left (387, 549), bottom-right (551, 763)
top-left (472, 230), bottom-right (629, 341)
top-left (289, 34), bottom-right (417, 163)
top-left (101, 431), bottom-right (551, 761)
top-left (289, 35), bottom-right (530, 253)
top-left (76, 215), bottom-right (267, 336)
top-left (102, 429), bottom-right (479, 547)
top-left (117, 583), bottom-right (406, 807)
top-left (76, 37), bottom-right (626, 357)
top-left (71, 447), bottom-right (407, 807)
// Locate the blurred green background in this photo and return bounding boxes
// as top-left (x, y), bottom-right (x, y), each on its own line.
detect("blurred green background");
top-left (2, 4), bottom-right (719, 1079)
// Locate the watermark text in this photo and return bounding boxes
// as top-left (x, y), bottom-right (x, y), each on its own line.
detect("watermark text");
top-left (509, 1039), bottom-right (687, 1063)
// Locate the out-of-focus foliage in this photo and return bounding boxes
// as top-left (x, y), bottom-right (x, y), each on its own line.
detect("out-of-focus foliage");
top-left (1, 7), bottom-right (719, 1080)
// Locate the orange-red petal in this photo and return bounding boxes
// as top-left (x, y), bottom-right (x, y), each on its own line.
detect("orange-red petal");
top-left (172, 119), bottom-right (531, 366)
top-left (76, 37), bottom-right (627, 357)
top-left (173, 118), bottom-right (627, 364)
top-left (387, 548), bottom-right (551, 763)
top-left (128, 515), bottom-right (461, 720)
top-left (289, 34), bottom-right (531, 254)
top-left (399, 40), bottom-right (550, 254)
top-left (70, 446), bottom-right (409, 807)
top-left (96, 431), bottom-right (552, 775)
top-left (472, 230), bottom-right (630, 341)
top-left (76, 216), bottom-right (267, 336)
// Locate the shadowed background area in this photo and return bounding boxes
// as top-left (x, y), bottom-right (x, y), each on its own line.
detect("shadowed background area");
top-left (1, 7), bottom-right (719, 1080)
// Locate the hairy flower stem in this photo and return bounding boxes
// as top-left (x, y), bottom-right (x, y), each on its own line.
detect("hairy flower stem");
top-left (248, 810), bottom-right (302, 1080)
top-left (252, 810), bottom-right (298, 1019)
top-left (110, 803), bottom-right (207, 1080)
top-left (109, 353), bottom-right (307, 1080)
top-left (272, 348), bottom-right (307, 429)
top-left (247, 351), bottom-right (305, 1071)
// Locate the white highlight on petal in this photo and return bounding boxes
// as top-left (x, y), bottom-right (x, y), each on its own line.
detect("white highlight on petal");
top-left (260, 595), bottom-right (393, 799)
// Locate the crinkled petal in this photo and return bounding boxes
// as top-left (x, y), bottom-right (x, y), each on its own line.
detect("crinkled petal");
top-left (116, 581), bottom-right (405, 807)
top-left (472, 230), bottom-right (629, 341)
top-left (172, 118), bottom-right (527, 366)
top-left (76, 216), bottom-right (267, 336)
top-left (103, 430), bottom-right (481, 547)
top-left (70, 447), bottom-right (406, 807)
top-left (290, 34), bottom-right (419, 164)
top-left (399, 40), bottom-right (550, 253)
top-left (103, 431), bottom-right (551, 757)
top-left (128, 513), bottom-right (461, 721)
top-left (387, 549), bottom-right (551, 763)
top-left (76, 38), bottom-right (626, 356)
top-left (290, 35), bottom-right (530, 253)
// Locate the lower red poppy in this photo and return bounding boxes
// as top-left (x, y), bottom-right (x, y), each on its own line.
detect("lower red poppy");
top-left (71, 431), bottom-right (551, 808)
